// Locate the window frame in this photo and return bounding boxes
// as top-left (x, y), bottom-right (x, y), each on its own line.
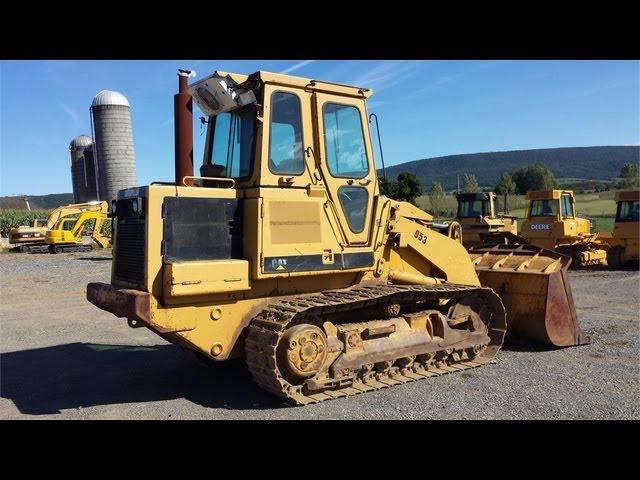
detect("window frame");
top-left (616, 200), bottom-right (639, 222)
top-left (321, 101), bottom-right (370, 180)
top-left (202, 105), bottom-right (257, 182)
top-left (337, 185), bottom-right (369, 234)
top-left (561, 194), bottom-right (574, 218)
top-left (267, 90), bottom-right (306, 176)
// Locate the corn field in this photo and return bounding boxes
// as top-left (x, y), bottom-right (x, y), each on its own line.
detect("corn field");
top-left (0, 210), bottom-right (51, 237)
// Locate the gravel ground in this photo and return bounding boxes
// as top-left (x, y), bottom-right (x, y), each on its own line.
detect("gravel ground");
top-left (1, 249), bottom-right (638, 420)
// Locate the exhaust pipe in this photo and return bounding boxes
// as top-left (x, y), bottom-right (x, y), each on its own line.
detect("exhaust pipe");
top-left (175, 69), bottom-right (194, 186)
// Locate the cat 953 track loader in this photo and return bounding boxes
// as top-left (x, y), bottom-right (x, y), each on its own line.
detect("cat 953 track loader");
top-left (87, 69), bottom-right (587, 405)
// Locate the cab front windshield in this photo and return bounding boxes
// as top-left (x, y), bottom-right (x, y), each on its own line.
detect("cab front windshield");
top-left (203, 107), bottom-right (256, 179)
top-left (530, 199), bottom-right (558, 216)
top-left (54, 218), bottom-right (78, 231)
top-left (457, 199), bottom-right (488, 218)
top-left (616, 200), bottom-right (640, 222)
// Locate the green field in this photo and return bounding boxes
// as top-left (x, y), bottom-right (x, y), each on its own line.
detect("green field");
top-left (417, 191), bottom-right (617, 233)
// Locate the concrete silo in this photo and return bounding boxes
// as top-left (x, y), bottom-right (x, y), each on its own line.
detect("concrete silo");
top-left (69, 134), bottom-right (98, 203)
top-left (90, 90), bottom-right (137, 204)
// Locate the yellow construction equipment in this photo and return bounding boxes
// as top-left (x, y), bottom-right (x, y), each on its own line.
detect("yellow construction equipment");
top-left (87, 69), bottom-right (588, 405)
top-left (520, 189), bottom-right (609, 267)
top-left (455, 192), bottom-right (519, 248)
top-left (605, 190), bottom-right (639, 269)
top-left (9, 201), bottom-right (108, 253)
top-left (46, 206), bottom-right (110, 253)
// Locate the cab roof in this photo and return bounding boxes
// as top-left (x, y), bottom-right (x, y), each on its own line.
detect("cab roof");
top-left (615, 189), bottom-right (639, 202)
top-left (526, 189), bottom-right (573, 200)
top-left (199, 70), bottom-right (373, 99)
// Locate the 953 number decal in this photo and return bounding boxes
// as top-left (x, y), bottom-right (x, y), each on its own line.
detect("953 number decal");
top-left (414, 229), bottom-right (427, 244)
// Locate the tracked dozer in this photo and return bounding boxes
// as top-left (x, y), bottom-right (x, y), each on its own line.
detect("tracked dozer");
top-left (605, 189), bottom-right (639, 270)
top-left (520, 189), bottom-right (609, 267)
top-left (87, 69), bottom-right (587, 405)
top-left (454, 192), bottom-right (522, 248)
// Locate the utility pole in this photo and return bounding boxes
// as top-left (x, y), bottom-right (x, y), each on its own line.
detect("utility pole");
top-left (457, 175), bottom-right (460, 194)
top-left (23, 196), bottom-right (31, 211)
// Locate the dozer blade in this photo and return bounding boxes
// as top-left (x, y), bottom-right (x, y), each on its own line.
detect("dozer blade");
top-left (468, 244), bottom-right (589, 347)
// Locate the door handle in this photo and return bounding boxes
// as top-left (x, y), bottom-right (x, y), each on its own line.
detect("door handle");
top-left (358, 177), bottom-right (372, 186)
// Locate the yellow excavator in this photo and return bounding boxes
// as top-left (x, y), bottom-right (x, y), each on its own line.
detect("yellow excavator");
top-left (46, 208), bottom-right (110, 253)
top-left (9, 201), bottom-right (108, 253)
top-left (454, 192), bottom-right (520, 248)
top-left (87, 69), bottom-right (587, 405)
top-left (520, 190), bottom-right (609, 267)
top-left (605, 190), bottom-right (639, 269)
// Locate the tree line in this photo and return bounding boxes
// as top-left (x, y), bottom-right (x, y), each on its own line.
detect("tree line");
top-left (378, 161), bottom-right (639, 217)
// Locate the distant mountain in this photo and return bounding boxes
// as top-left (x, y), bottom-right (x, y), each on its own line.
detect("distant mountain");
top-left (0, 193), bottom-right (74, 210)
top-left (382, 146), bottom-right (640, 190)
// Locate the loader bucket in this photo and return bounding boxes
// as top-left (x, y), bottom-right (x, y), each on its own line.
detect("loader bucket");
top-left (468, 244), bottom-right (589, 347)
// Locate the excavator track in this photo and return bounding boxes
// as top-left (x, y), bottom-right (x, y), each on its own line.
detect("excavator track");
top-left (49, 244), bottom-right (94, 254)
top-left (245, 283), bottom-right (506, 405)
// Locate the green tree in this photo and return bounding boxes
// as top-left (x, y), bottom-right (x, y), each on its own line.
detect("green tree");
top-left (511, 163), bottom-right (557, 194)
top-left (619, 163), bottom-right (640, 189)
top-left (378, 175), bottom-right (398, 198)
top-left (494, 172), bottom-right (517, 195)
top-left (462, 173), bottom-right (480, 193)
top-left (396, 172), bottom-right (423, 205)
top-left (428, 181), bottom-right (445, 217)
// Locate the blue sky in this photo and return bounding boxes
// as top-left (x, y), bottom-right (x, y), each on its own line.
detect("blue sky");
top-left (1, 60), bottom-right (638, 195)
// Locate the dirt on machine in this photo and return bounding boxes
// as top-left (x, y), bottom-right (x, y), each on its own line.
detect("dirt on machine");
top-left (86, 69), bottom-right (588, 405)
top-left (9, 201), bottom-right (109, 253)
top-left (520, 189), bottom-right (610, 267)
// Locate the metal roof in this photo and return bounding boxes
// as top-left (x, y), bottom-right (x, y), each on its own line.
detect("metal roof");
top-left (92, 90), bottom-right (130, 107)
top-left (69, 135), bottom-right (93, 148)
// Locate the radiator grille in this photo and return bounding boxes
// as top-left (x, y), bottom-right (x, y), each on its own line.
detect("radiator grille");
top-left (113, 219), bottom-right (145, 286)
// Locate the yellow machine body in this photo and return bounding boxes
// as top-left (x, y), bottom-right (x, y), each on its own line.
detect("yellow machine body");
top-left (9, 201), bottom-right (108, 252)
top-left (520, 189), bottom-right (608, 267)
top-left (606, 190), bottom-right (639, 269)
top-left (87, 70), bottom-right (586, 404)
top-left (46, 204), bottom-right (110, 253)
top-left (455, 192), bottom-right (518, 248)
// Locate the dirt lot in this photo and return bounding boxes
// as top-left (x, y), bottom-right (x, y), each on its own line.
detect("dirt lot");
top-left (1, 249), bottom-right (638, 420)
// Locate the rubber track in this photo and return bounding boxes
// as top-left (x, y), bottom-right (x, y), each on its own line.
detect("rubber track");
top-left (245, 283), bottom-right (504, 405)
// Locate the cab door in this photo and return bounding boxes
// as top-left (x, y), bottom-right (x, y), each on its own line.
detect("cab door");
top-left (312, 92), bottom-right (376, 245)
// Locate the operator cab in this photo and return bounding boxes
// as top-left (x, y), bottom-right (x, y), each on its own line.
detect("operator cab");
top-left (456, 193), bottom-right (493, 219)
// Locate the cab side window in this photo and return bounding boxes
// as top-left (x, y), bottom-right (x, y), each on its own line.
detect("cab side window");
top-left (269, 92), bottom-right (304, 175)
top-left (322, 103), bottom-right (369, 178)
top-left (561, 194), bottom-right (574, 217)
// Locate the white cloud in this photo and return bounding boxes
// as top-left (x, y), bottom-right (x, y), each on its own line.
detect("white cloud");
top-left (350, 61), bottom-right (426, 92)
top-left (280, 60), bottom-right (315, 75)
top-left (57, 101), bottom-right (79, 126)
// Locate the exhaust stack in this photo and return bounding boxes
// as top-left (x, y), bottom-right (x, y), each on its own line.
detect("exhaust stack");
top-left (175, 69), bottom-right (194, 186)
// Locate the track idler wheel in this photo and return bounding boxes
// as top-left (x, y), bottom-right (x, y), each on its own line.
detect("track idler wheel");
top-left (280, 324), bottom-right (328, 378)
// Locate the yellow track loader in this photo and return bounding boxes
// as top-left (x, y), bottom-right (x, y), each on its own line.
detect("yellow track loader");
top-left (520, 189), bottom-right (609, 267)
top-left (455, 192), bottom-right (520, 248)
top-left (9, 201), bottom-right (108, 253)
top-left (87, 69), bottom-right (588, 405)
top-left (605, 190), bottom-right (639, 269)
top-left (46, 208), bottom-right (110, 253)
